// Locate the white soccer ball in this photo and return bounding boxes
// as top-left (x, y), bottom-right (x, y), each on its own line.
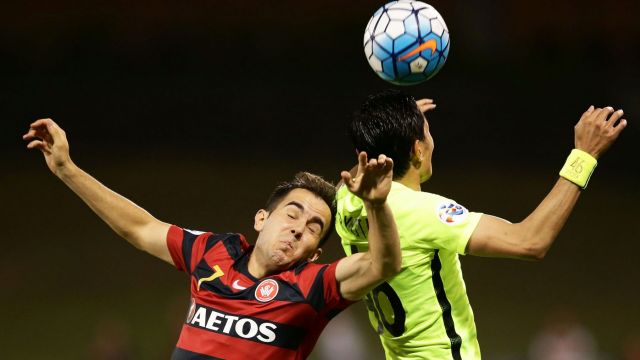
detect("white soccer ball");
top-left (364, 1), bottom-right (450, 85)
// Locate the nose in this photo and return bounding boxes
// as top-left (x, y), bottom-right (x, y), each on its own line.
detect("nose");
top-left (290, 225), bottom-right (303, 240)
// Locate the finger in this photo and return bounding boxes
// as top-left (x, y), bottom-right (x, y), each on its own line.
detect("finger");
top-left (416, 99), bottom-right (436, 113)
top-left (596, 107), bottom-right (614, 124)
top-left (26, 119), bottom-right (54, 141)
top-left (605, 109), bottom-right (623, 128)
top-left (354, 151), bottom-right (369, 181)
top-left (419, 104), bottom-right (437, 112)
top-left (26, 139), bottom-right (46, 150)
top-left (377, 154), bottom-right (387, 165)
top-left (340, 171), bottom-right (353, 185)
top-left (30, 118), bottom-right (53, 129)
top-left (586, 108), bottom-right (602, 122)
top-left (44, 119), bottom-right (63, 139)
top-left (579, 105), bottom-right (595, 122)
top-left (22, 128), bottom-right (37, 140)
top-left (384, 157), bottom-right (394, 171)
top-left (612, 118), bottom-right (628, 132)
top-left (357, 151), bottom-right (368, 167)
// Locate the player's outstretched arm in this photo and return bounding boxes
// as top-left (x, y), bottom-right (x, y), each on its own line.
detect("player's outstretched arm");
top-left (23, 118), bottom-right (173, 264)
top-left (335, 152), bottom-right (401, 301)
top-left (467, 106), bottom-right (627, 260)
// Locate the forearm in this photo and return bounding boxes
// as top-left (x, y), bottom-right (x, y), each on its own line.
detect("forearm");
top-left (518, 177), bottom-right (581, 256)
top-left (364, 201), bottom-right (401, 277)
top-left (56, 162), bottom-right (163, 249)
top-left (469, 178), bottom-right (582, 260)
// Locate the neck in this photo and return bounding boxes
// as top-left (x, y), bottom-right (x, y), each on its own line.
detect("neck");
top-left (247, 252), bottom-right (273, 279)
top-left (398, 169), bottom-right (422, 191)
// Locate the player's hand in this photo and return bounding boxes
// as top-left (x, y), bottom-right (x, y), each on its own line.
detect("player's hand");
top-left (574, 106), bottom-right (627, 159)
top-left (23, 118), bottom-right (73, 176)
top-left (416, 98), bottom-right (436, 113)
top-left (341, 152), bottom-right (393, 207)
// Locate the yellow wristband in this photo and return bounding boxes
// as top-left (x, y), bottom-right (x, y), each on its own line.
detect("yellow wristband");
top-left (559, 149), bottom-right (598, 189)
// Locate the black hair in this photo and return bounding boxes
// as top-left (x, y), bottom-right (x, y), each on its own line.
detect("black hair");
top-left (264, 172), bottom-right (336, 247)
top-left (348, 89), bottom-right (425, 179)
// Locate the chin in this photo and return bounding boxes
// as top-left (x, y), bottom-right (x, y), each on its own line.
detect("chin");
top-left (270, 251), bottom-right (294, 268)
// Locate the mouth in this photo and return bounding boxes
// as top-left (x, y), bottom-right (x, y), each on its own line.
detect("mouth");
top-left (279, 240), bottom-right (294, 252)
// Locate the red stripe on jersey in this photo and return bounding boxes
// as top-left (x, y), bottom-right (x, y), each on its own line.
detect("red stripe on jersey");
top-left (167, 225), bottom-right (186, 271)
top-left (189, 233), bottom-right (209, 274)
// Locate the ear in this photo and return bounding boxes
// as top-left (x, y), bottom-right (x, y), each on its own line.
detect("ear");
top-left (410, 139), bottom-right (424, 167)
top-left (254, 209), bottom-right (268, 232)
top-left (413, 139), bottom-right (424, 160)
top-left (308, 247), bottom-right (323, 262)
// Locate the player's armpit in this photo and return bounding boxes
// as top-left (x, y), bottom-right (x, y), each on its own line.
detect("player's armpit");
top-left (466, 214), bottom-right (544, 261)
top-left (334, 252), bottom-right (384, 301)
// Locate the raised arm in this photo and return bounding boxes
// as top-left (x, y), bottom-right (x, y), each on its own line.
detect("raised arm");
top-left (467, 106), bottom-right (627, 260)
top-left (23, 118), bottom-right (173, 264)
top-left (335, 152), bottom-right (401, 301)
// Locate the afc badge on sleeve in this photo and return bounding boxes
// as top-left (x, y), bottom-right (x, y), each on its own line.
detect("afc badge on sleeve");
top-left (436, 201), bottom-right (469, 225)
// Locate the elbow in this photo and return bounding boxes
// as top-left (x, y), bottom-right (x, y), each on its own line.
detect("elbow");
top-left (117, 227), bottom-right (149, 251)
top-left (525, 249), bottom-right (547, 262)
top-left (520, 243), bottom-right (548, 261)
top-left (391, 257), bottom-right (402, 274)
top-left (379, 258), bottom-right (402, 279)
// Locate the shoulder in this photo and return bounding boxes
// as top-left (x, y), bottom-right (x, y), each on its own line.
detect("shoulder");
top-left (205, 232), bottom-right (251, 259)
top-left (274, 261), bottom-right (335, 290)
top-left (386, 185), bottom-right (448, 216)
top-left (172, 226), bottom-right (250, 259)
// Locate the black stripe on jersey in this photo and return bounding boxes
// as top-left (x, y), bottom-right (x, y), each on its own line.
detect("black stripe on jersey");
top-left (171, 347), bottom-right (223, 360)
top-left (196, 265), bottom-right (307, 303)
top-left (220, 233), bottom-right (244, 260)
top-left (234, 250), bottom-right (259, 282)
top-left (431, 250), bottom-right (462, 360)
top-left (194, 260), bottom-right (238, 297)
top-left (186, 302), bottom-right (306, 350)
top-left (204, 234), bottom-right (224, 253)
top-left (293, 260), bottom-right (308, 275)
top-left (182, 230), bottom-right (201, 274)
top-left (306, 265), bottom-right (328, 312)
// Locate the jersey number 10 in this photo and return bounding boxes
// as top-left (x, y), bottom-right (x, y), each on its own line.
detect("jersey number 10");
top-left (351, 245), bottom-right (406, 337)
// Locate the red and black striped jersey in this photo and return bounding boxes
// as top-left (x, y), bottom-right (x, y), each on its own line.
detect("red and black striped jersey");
top-left (166, 225), bottom-right (354, 360)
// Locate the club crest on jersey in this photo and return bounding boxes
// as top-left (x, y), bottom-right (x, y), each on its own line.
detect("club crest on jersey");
top-left (437, 201), bottom-right (469, 225)
top-left (255, 279), bottom-right (279, 302)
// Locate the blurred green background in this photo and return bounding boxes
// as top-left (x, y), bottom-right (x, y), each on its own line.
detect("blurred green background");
top-left (2, 0), bottom-right (639, 358)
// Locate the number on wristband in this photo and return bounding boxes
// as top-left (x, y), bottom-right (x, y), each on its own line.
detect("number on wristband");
top-left (570, 157), bottom-right (584, 173)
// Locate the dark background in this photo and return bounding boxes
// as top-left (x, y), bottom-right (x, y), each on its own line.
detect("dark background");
top-left (2, 0), bottom-right (639, 358)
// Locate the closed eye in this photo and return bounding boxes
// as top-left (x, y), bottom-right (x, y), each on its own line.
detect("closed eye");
top-left (308, 224), bottom-right (321, 235)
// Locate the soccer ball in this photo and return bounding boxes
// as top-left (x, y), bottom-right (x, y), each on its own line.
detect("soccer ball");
top-left (363, 1), bottom-right (450, 85)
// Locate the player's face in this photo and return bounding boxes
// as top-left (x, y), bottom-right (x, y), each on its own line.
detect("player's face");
top-left (418, 118), bottom-right (434, 182)
top-left (253, 188), bottom-right (331, 270)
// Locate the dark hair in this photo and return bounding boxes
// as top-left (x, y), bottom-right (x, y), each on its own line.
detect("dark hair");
top-left (264, 172), bottom-right (336, 247)
top-left (348, 89), bottom-right (425, 179)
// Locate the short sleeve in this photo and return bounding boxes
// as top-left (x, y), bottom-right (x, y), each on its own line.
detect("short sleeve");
top-left (166, 225), bottom-right (212, 274)
top-left (321, 260), bottom-right (356, 310)
top-left (410, 196), bottom-right (482, 254)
